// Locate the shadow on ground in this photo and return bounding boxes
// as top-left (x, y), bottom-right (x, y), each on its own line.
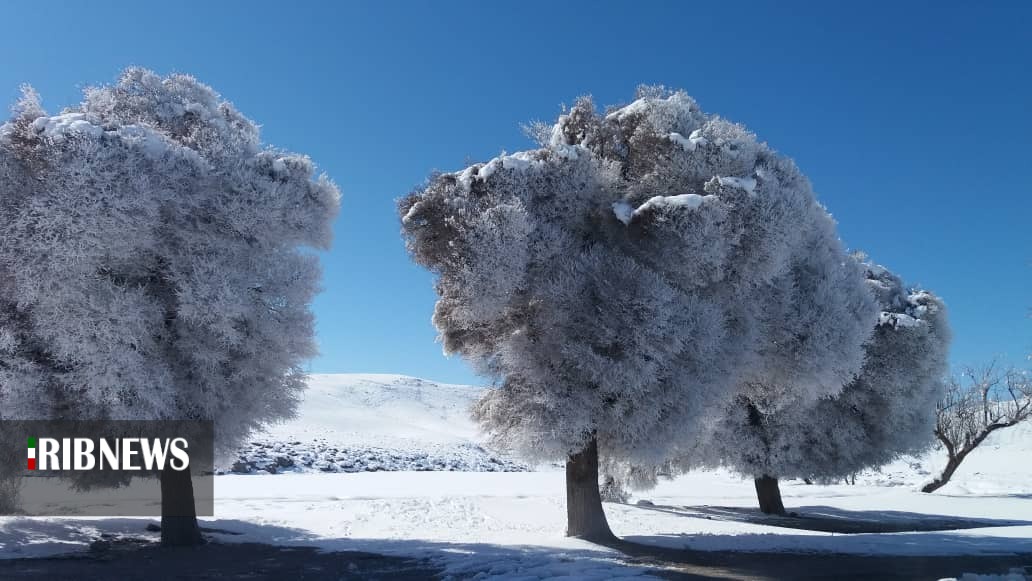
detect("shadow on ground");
top-left (626, 503), bottom-right (1032, 533)
top-left (1, 517), bottom-right (1031, 580)
top-left (0, 539), bottom-right (439, 580)
top-left (605, 537), bottom-right (1032, 581)
top-left (610, 503), bottom-right (1032, 579)
top-left (0, 518), bottom-right (657, 580)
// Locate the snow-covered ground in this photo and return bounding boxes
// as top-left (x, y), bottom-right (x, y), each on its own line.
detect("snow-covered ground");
top-left (858, 420), bottom-right (1032, 495)
top-left (2, 374), bottom-right (1031, 579)
top-left (223, 374), bottom-right (527, 474)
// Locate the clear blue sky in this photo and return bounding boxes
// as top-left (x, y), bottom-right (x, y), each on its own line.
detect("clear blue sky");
top-left (2, 1), bottom-right (1029, 386)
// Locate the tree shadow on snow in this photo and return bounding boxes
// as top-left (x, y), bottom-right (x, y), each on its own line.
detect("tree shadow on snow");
top-left (939, 493), bottom-right (1032, 500)
top-left (0, 517), bottom-right (668, 580)
top-left (603, 504), bottom-right (1032, 579)
top-left (623, 502), bottom-right (1032, 533)
top-left (3, 516), bottom-right (1032, 580)
top-left (603, 535), bottom-right (1032, 581)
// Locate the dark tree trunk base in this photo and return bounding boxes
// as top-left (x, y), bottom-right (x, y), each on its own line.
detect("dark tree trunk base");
top-left (160, 467), bottom-right (203, 547)
top-left (566, 437), bottom-right (616, 542)
top-left (922, 457), bottom-right (961, 493)
top-left (755, 475), bottom-right (786, 516)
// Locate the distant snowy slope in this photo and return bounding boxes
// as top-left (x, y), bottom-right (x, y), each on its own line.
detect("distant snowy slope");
top-left (860, 420), bottom-right (1032, 494)
top-left (223, 372), bottom-right (1032, 485)
top-left (223, 374), bottom-right (527, 474)
top-left (270, 374), bottom-right (486, 447)
top-left (933, 419), bottom-right (1032, 494)
top-left (978, 416), bottom-right (1032, 450)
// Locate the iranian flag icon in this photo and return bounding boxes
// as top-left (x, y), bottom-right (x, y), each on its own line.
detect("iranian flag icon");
top-left (27, 437), bottom-right (36, 470)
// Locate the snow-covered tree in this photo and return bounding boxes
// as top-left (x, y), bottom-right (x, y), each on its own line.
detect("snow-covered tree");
top-left (399, 87), bottom-right (877, 540)
top-left (924, 362), bottom-right (1032, 493)
top-left (0, 69), bottom-right (339, 544)
top-left (678, 261), bottom-right (950, 514)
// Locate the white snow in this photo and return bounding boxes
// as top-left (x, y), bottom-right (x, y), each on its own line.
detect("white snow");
top-left (717, 175), bottom-right (757, 195)
top-left (867, 262), bottom-right (889, 276)
top-left (552, 143), bottom-right (583, 160)
top-left (612, 194), bottom-right (709, 225)
top-left (606, 98), bottom-right (650, 120)
top-left (459, 154), bottom-right (517, 186)
top-left (2, 375), bottom-right (1031, 578)
top-left (4, 466), bottom-right (1031, 576)
top-left (637, 193), bottom-right (707, 213)
top-left (401, 200), bottom-right (422, 224)
top-left (496, 150), bottom-right (542, 173)
top-left (667, 130), bottom-right (708, 152)
top-left (114, 125), bottom-right (172, 159)
top-left (453, 142), bottom-right (589, 188)
top-left (222, 374), bottom-right (525, 473)
top-left (879, 312), bottom-right (923, 328)
top-left (30, 113), bottom-right (102, 140)
top-left (462, 146), bottom-right (581, 187)
top-left (612, 201), bottom-right (635, 224)
top-left (863, 421), bottom-right (1032, 495)
top-left (667, 132), bottom-right (695, 152)
top-left (455, 165), bottom-right (479, 187)
top-left (548, 116), bottom-right (568, 147)
top-left (272, 374), bottom-right (485, 447)
top-left (544, 118), bottom-right (585, 161)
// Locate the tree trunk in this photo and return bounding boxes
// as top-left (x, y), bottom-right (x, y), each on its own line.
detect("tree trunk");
top-left (160, 467), bottom-right (203, 546)
top-left (754, 475), bottom-right (786, 515)
top-left (925, 424), bottom-right (1012, 493)
top-left (921, 454), bottom-right (962, 493)
top-left (566, 436), bottom-right (616, 542)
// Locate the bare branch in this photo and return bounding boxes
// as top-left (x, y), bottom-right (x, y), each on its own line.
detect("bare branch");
top-left (927, 359), bottom-right (1032, 492)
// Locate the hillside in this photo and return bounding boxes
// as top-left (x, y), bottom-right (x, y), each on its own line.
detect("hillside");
top-left (862, 420), bottom-right (1032, 494)
top-left (223, 373), bottom-right (1032, 492)
top-left (221, 374), bottom-right (528, 474)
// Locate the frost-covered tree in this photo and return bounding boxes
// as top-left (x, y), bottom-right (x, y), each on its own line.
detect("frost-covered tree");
top-left (0, 69), bottom-right (339, 544)
top-left (923, 362), bottom-right (1032, 493)
top-left (399, 87), bottom-right (876, 540)
top-left (677, 261), bottom-right (950, 514)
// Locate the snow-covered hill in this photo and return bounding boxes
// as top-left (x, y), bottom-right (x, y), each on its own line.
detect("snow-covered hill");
top-left (220, 373), bottom-right (1032, 491)
top-left (860, 420), bottom-right (1032, 494)
top-left (221, 374), bottom-right (528, 474)
top-left (942, 419), bottom-right (1032, 494)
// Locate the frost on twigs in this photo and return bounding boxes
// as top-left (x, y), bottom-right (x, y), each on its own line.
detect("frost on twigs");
top-left (924, 361), bottom-right (1032, 492)
top-left (0, 69), bottom-right (340, 453)
top-left (399, 87), bottom-right (876, 469)
top-left (678, 259), bottom-right (950, 485)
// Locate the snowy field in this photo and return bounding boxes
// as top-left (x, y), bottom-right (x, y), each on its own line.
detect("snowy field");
top-left (223, 374), bottom-right (527, 474)
top-left (2, 374), bottom-right (1031, 579)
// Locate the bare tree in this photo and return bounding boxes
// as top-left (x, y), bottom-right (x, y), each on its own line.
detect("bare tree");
top-left (923, 362), bottom-right (1032, 493)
